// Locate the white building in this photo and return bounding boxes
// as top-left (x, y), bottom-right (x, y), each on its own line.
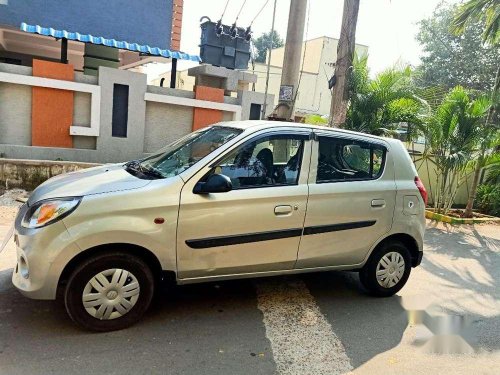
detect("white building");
top-left (152, 36), bottom-right (369, 119)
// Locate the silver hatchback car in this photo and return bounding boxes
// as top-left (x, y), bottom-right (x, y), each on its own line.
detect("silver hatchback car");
top-left (5, 121), bottom-right (426, 331)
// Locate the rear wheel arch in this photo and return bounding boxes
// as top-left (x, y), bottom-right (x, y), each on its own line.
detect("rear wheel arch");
top-left (359, 239), bottom-right (412, 297)
top-left (57, 243), bottom-right (167, 298)
top-left (368, 233), bottom-right (421, 267)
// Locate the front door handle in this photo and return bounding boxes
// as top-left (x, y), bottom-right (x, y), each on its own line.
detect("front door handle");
top-left (371, 199), bottom-right (386, 208)
top-left (275, 205), bottom-right (293, 216)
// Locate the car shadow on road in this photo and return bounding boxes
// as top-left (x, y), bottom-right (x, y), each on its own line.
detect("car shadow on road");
top-left (0, 268), bottom-right (72, 334)
top-left (303, 270), bottom-right (408, 369)
top-left (0, 265), bottom-right (414, 373)
top-left (0, 268), bottom-right (276, 375)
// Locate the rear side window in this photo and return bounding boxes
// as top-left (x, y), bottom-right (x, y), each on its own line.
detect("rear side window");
top-left (316, 136), bottom-right (386, 183)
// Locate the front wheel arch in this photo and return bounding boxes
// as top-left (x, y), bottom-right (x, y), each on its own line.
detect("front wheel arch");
top-left (57, 243), bottom-right (166, 299)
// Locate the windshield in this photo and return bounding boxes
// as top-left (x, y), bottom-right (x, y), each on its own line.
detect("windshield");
top-left (128, 126), bottom-right (242, 179)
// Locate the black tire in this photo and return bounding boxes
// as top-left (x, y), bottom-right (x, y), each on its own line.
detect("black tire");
top-left (359, 240), bottom-right (411, 297)
top-left (64, 252), bottom-right (155, 332)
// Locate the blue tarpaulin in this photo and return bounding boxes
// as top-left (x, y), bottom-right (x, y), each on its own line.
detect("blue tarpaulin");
top-left (20, 22), bottom-right (200, 62)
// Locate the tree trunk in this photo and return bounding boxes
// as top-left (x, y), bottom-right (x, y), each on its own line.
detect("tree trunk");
top-left (463, 65), bottom-right (500, 218)
top-left (437, 165), bottom-right (449, 214)
top-left (463, 154), bottom-right (484, 217)
top-left (329, 0), bottom-right (360, 127)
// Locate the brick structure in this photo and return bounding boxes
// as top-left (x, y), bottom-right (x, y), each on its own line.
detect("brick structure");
top-left (171, 0), bottom-right (183, 51)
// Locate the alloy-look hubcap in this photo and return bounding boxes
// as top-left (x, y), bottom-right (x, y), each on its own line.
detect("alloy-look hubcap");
top-left (376, 252), bottom-right (405, 288)
top-left (82, 268), bottom-right (140, 320)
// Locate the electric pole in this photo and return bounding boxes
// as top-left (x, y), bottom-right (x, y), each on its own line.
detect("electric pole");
top-left (276, 0), bottom-right (308, 120)
top-left (329, 0), bottom-right (360, 127)
top-left (261, 0), bottom-right (278, 120)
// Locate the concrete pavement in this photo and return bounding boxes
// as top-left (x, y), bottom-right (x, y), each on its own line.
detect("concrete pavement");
top-left (0, 211), bottom-right (499, 374)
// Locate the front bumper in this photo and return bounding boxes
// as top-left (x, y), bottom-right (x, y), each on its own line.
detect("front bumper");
top-left (11, 204), bottom-right (79, 300)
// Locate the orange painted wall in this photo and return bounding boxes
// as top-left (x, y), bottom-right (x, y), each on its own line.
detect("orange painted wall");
top-left (192, 86), bottom-right (224, 131)
top-left (32, 60), bottom-right (74, 148)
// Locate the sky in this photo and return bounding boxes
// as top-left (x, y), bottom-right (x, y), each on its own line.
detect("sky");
top-left (178, 0), bottom-right (460, 75)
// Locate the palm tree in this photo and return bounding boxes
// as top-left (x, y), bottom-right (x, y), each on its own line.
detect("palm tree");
top-left (344, 56), bottom-right (428, 137)
top-left (451, 0), bottom-right (499, 217)
top-left (451, 0), bottom-right (500, 44)
top-left (425, 86), bottom-right (490, 214)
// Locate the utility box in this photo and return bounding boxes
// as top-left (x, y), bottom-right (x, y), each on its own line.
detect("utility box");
top-left (199, 19), bottom-right (251, 70)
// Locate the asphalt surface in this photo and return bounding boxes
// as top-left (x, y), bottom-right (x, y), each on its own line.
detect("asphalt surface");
top-left (0, 201), bottom-right (499, 374)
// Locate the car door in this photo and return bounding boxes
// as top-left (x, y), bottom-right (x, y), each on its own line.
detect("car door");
top-left (296, 132), bottom-right (396, 268)
top-left (177, 129), bottom-right (312, 280)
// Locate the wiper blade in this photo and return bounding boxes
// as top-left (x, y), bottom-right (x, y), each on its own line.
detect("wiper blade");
top-left (125, 160), bottom-right (164, 179)
top-left (124, 160), bottom-right (148, 176)
top-left (141, 165), bottom-right (165, 178)
top-left (124, 160), bottom-right (142, 169)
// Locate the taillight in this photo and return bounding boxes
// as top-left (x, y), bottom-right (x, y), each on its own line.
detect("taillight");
top-left (414, 176), bottom-right (428, 206)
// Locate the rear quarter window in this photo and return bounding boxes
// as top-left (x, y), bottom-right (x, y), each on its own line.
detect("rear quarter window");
top-left (317, 136), bottom-right (387, 183)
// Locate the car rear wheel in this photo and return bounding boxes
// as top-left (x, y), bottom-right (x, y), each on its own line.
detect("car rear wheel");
top-left (359, 241), bottom-right (411, 297)
top-left (64, 252), bottom-right (154, 332)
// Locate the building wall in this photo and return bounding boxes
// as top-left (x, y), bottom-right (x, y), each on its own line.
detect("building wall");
top-left (247, 64), bottom-right (321, 114)
top-left (0, 158), bottom-right (99, 190)
top-left (95, 67), bottom-right (148, 161)
top-left (269, 37), bottom-right (369, 74)
top-left (413, 154), bottom-right (473, 207)
top-left (0, 81), bottom-right (31, 145)
top-left (0, 0), bottom-right (174, 49)
top-left (144, 102), bottom-right (193, 153)
top-left (269, 37), bottom-right (325, 74)
top-left (261, 37), bottom-right (369, 116)
top-left (0, 62), bottom-right (256, 163)
top-left (72, 91), bottom-right (96, 150)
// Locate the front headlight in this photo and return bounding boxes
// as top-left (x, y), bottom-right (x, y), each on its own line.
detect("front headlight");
top-left (22, 197), bottom-right (81, 229)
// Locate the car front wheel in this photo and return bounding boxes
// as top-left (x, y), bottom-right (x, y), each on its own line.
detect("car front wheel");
top-left (359, 241), bottom-right (411, 297)
top-left (64, 252), bottom-right (155, 332)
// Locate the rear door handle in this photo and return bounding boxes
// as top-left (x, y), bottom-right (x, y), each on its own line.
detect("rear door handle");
top-left (371, 199), bottom-right (386, 208)
top-left (275, 205), bottom-right (293, 216)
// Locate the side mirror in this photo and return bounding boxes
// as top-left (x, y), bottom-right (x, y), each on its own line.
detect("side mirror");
top-left (193, 174), bottom-right (232, 194)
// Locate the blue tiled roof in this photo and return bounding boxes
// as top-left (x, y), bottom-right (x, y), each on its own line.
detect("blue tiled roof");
top-left (20, 22), bottom-right (200, 62)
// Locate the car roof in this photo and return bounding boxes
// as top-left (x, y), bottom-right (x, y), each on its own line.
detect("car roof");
top-left (216, 120), bottom-right (395, 144)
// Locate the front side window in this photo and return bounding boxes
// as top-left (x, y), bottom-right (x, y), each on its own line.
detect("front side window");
top-left (206, 134), bottom-right (305, 189)
top-left (317, 136), bottom-right (386, 183)
top-left (129, 126), bottom-right (242, 179)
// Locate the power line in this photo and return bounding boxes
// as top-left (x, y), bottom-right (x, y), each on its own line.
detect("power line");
top-left (220, 0), bottom-right (231, 21)
top-left (250, 0), bottom-right (271, 26)
top-left (235, 0), bottom-right (248, 22)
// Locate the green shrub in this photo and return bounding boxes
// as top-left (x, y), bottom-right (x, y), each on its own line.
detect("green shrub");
top-left (476, 184), bottom-right (500, 217)
top-left (304, 114), bottom-right (327, 125)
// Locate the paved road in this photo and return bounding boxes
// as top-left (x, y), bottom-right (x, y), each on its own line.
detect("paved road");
top-left (0, 217), bottom-right (499, 374)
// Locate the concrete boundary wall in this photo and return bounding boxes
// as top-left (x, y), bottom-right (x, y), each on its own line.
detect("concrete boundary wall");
top-left (0, 158), bottom-right (100, 190)
top-left (0, 62), bottom-right (274, 164)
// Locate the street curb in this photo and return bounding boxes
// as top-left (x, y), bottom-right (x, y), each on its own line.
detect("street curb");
top-left (425, 210), bottom-right (500, 224)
